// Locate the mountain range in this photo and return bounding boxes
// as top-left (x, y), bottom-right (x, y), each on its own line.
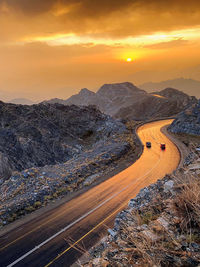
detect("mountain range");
top-left (139, 78), bottom-right (200, 98)
top-left (44, 82), bottom-right (197, 121)
top-left (8, 98), bottom-right (35, 105)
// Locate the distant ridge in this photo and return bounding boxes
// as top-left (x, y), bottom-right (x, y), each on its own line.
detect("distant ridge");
top-left (44, 82), bottom-right (197, 120)
top-left (8, 98), bottom-right (35, 105)
top-left (139, 78), bottom-right (200, 98)
top-left (44, 82), bottom-right (147, 116)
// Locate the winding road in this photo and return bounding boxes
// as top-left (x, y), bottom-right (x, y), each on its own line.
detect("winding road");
top-left (0, 119), bottom-right (180, 267)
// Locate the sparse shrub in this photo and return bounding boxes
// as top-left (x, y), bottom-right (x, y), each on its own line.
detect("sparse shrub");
top-left (57, 187), bottom-right (67, 195)
top-left (33, 201), bottom-right (42, 208)
top-left (44, 195), bottom-right (52, 201)
top-left (125, 120), bottom-right (136, 130)
top-left (172, 173), bottom-right (200, 230)
top-left (138, 211), bottom-right (159, 225)
top-left (25, 206), bottom-right (35, 212)
top-left (52, 192), bottom-right (58, 198)
top-left (7, 216), bottom-right (14, 223)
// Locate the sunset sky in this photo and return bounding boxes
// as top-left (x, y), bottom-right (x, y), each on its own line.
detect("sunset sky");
top-left (0, 0), bottom-right (200, 101)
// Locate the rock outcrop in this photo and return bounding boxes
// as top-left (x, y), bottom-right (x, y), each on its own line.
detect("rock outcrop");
top-left (169, 100), bottom-right (200, 135)
top-left (0, 101), bottom-right (126, 175)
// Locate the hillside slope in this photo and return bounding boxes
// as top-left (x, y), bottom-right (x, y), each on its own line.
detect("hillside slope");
top-left (44, 83), bottom-right (196, 120)
top-left (169, 100), bottom-right (200, 135)
top-left (115, 88), bottom-right (197, 120)
top-left (84, 139), bottom-right (200, 267)
top-left (0, 102), bottom-right (126, 173)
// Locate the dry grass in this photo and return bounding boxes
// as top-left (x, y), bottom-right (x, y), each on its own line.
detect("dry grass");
top-left (120, 226), bottom-right (162, 266)
top-left (102, 173), bottom-right (200, 266)
top-left (172, 173), bottom-right (200, 231)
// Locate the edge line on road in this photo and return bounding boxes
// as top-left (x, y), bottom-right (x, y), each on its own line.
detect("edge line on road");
top-left (6, 151), bottom-right (163, 267)
top-left (45, 201), bottom-right (127, 267)
top-left (6, 152), bottom-right (161, 267)
top-left (4, 121), bottom-right (178, 267)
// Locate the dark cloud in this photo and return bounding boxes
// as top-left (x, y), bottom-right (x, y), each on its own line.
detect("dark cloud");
top-left (0, 0), bottom-right (200, 42)
top-left (1, 0), bottom-right (55, 14)
top-left (2, 0), bottom-right (200, 17)
top-left (1, 0), bottom-right (133, 16)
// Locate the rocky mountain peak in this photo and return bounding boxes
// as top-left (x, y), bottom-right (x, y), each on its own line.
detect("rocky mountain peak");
top-left (79, 88), bottom-right (95, 96)
top-left (157, 87), bottom-right (189, 98)
top-left (44, 82), bottom-right (196, 119)
top-left (97, 82), bottom-right (145, 99)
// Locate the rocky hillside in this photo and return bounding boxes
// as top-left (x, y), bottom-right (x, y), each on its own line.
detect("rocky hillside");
top-left (0, 105), bottom-right (140, 226)
top-left (115, 88), bottom-right (197, 120)
top-left (83, 144), bottom-right (200, 267)
top-left (44, 83), bottom-right (197, 120)
top-left (0, 101), bottom-right (126, 175)
top-left (45, 82), bottom-right (147, 116)
top-left (169, 100), bottom-right (200, 135)
top-left (153, 87), bottom-right (196, 104)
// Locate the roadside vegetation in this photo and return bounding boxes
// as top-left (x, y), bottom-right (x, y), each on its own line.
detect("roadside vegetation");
top-left (82, 135), bottom-right (200, 267)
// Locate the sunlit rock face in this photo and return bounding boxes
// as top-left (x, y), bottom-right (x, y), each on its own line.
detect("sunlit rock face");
top-left (0, 101), bottom-right (126, 173)
top-left (169, 100), bottom-right (200, 135)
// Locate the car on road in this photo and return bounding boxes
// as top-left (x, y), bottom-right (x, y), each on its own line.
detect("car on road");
top-left (146, 142), bottom-right (152, 148)
top-left (160, 143), bottom-right (166, 150)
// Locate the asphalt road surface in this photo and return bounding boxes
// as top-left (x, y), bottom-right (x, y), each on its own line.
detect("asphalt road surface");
top-left (0, 119), bottom-right (180, 267)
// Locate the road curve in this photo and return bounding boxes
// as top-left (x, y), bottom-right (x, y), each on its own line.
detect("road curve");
top-left (0, 119), bottom-right (180, 267)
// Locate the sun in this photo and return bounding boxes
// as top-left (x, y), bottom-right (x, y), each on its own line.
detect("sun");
top-left (126, 58), bottom-right (132, 62)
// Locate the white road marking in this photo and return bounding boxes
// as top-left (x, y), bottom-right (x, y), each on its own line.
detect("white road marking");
top-left (7, 150), bottom-right (162, 267)
top-left (15, 227), bottom-right (23, 233)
